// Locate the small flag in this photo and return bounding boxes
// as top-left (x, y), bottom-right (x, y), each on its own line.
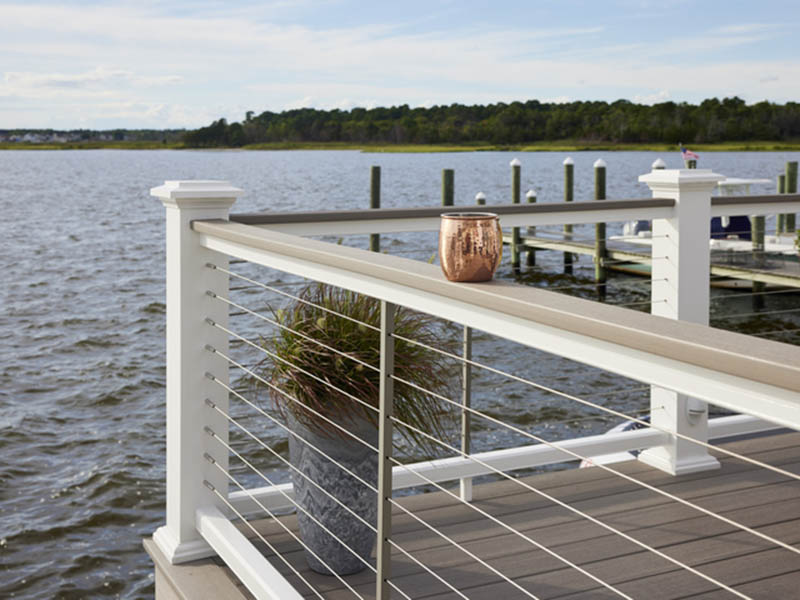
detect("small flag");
top-left (681, 147), bottom-right (699, 161)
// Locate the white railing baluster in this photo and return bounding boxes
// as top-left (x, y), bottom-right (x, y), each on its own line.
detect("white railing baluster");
top-left (150, 180), bottom-right (242, 563)
top-left (639, 169), bottom-right (723, 475)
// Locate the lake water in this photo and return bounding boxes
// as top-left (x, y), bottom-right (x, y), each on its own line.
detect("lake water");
top-left (1, 150), bottom-right (798, 599)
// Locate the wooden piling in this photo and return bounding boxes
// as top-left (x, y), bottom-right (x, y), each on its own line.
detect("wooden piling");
top-left (594, 159), bottom-right (607, 299)
top-left (370, 166), bottom-right (381, 252)
top-left (442, 169), bottom-right (454, 207)
top-left (563, 157), bottom-right (574, 274)
top-left (777, 174), bottom-right (786, 233)
top-left (786, 161), bottom-right (797, 233)
top-left (510, 158), bottom-right (521, 273)
top-left (526, 189), bottom-right (536, 267)
top-left (475, 192), bottom-right (486, 206)
top-left (752, 213), bottom-right (766, 311)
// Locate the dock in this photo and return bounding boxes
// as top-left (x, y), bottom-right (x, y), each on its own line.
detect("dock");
top-left (504, 232), bottom-right (800, 289)
top-left (145, 431), bottom-right (800, 600)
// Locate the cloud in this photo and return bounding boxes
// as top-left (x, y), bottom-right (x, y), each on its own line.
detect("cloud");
top-left (633, 90), bottom-right (670, 105)
top-left (0, 3), bottom-right (798, 128)
top-left (1, 67), bottom-right (183, 99)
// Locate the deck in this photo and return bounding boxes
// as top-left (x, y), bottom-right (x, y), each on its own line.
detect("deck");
top-left (145, 432), bottom-right (800, 600)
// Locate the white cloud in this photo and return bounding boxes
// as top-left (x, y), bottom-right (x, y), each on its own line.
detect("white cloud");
top-left (0, 2), bottom-right (797, 128)
top-left (1, 67), bottom-right (183, 100)
top-left (633, 90), bottom-right (670, 105)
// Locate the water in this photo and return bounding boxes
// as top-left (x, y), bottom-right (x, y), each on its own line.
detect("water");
top-left (1, 150), bottom-right (798, 599)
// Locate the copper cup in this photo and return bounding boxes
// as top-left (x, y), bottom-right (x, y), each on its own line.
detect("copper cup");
top-left (439, 212), bottom-right (502, 282)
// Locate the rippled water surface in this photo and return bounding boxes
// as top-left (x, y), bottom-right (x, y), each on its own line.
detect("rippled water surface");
top-left (1, 150), bottom-right (798, 599)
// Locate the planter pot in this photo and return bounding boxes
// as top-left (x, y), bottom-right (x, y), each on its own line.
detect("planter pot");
top-left (288, 411), bottom-right (378, 575)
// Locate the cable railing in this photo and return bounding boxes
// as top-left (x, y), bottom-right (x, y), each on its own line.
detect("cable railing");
top-left (149, 177), bottom-right (800, 600)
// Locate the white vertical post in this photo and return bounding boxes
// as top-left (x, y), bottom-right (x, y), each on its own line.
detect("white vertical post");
top-left (637, 169), bottom-right (723, 475)
top-left (150, 180), bottom-right (243, 563)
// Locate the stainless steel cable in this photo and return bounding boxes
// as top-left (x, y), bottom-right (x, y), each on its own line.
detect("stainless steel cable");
top-left (712, 307), bottom-right (800, 320)
top-left (386, 456), bottom-right (634, 599)
top-left (205, 382), bottom-right (377, 495)
top-left (209, 263), bottom-right (380, 332)
top-left (204, 462), bottom-right (370, 600)
top-left (752, 327), bottom-right (800, 338)
top-left (207, 321), bottom-right (379, 415)
top-left (612, 299), bottom-right (666, 308)
top-left (390, 334), bottom-right (800, 484)
top-left (386, 497), bottom-right (547, 600)
top-left (205, 396), bottom-right (519, 600)
top-left (207, 292), bottom-right (379, 373)
top-left (711, 289), bottom-right (800, 301)
top-left (388, 414), bottom-right (758, 599)
top-left (540, 279), bottom-right (665, 292)
top-left (205, 360), bottom-right (378, 455)
top-left (202, 480), bottom-right (327, 600)
top-left (204, 430), bottom-right (379, 576)
top-left (390, 375), bottom-right (800, 560)
top-left (205, 399), bottom-right (377, 532)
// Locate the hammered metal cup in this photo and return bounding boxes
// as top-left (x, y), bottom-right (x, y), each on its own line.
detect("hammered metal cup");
top-left (439, 212), bottom-right (503, 282)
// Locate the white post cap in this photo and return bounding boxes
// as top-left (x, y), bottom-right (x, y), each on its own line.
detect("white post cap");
top-left (526, 189), bottom-right (537, 199)
top-left (563, 156), bottom-right (574, 166)
top-left (593, 158), bottom-right (607, 168)
top-left (510, 158), bottom-right (521, 167)
top-left (475, 192), bottom-right (486, 201)
top-left (638, 169), bottom-right (724, 194)
top-left (151, 180), bottom-right (244, 209)
top-left (652, 158), bottom-right (667, 169)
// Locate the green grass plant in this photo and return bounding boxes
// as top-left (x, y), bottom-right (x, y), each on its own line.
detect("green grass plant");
top-left (262, 283), bottom-right (456, 454)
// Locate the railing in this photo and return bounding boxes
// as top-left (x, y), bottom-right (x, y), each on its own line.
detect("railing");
top-left (150, 172), bottom-right (800, 599)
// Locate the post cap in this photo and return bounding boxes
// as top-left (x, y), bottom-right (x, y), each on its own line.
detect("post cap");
top-left (652, 158), bottom-right (667, 169)
top-left (510, 158), bottom-right (521, 167)
top-left (593, 158), bottom-right (607, 168)
top-left (475, 192), bottom-right (486, 201)
top-left (563, 156), bottom-right (574, 166)
top-left (151, 180), bottom-right (244, 209)
top-left (526, 189), bottom-right (537, 199)
top-left (638, 169), bottom-right (724, 193)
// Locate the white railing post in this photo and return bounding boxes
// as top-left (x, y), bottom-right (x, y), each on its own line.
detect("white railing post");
top-left (637, 169), bottom-right (723, 475)
top-left (150, 180), bottom-right (243, 563)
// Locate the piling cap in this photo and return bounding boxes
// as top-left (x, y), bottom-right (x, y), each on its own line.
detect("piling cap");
top-left (593, 158), bottom-right (607, 169)
top-left (652, 158), bottom-right (667, 169)
top-left (475, 192), bottom-right (486, 201)
top-left (526, 189), bottom-right (536, 199)
top-left (510, 158), bottom-right (521, 167)
top-left (563, 156), bottom-right (574, 166)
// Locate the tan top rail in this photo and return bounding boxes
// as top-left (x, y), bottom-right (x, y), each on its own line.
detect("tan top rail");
top-left (193, 219), bottom-right (800, 394)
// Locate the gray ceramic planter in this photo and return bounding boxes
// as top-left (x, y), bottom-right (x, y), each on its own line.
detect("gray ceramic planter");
top-left (288, 411), bottom-right (379, 575)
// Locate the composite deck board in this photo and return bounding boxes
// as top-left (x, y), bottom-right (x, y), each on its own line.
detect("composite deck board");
top-left (146, 432), bottom-right (800, 599)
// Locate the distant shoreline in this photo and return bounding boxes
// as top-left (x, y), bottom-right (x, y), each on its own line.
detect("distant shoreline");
top-left (2, 140), bottom-right (800, 152)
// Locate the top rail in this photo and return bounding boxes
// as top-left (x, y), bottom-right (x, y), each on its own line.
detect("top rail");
top-left (712, 193), bottom-right (800, 217)
top-left (230, 198), bottom-right (674, 234)
top-left (193, 219), bottom-right (800, 428)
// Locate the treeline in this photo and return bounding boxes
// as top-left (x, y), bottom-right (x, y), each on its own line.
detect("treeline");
top-left (183, 97), bottom-right (800, 147)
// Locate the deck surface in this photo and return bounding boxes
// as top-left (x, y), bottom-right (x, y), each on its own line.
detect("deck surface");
top-left (146, 432), bottom-right (800, 600)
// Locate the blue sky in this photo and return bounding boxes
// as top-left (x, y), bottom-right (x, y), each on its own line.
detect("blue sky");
top-left (1, 0), bottom-right (798, 129)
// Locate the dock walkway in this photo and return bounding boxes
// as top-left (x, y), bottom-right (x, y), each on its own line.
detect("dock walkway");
top-left (506, 232), bottom-right (800, 287)
top-left (145, 432), bottom-right (800, 599)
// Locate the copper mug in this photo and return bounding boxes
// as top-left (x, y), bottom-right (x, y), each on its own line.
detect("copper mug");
top-left (439, 212), bottom-right (502, 282)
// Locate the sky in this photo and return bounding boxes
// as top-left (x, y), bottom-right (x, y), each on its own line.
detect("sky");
top-left (1, 0), bottom-right (799, 129)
